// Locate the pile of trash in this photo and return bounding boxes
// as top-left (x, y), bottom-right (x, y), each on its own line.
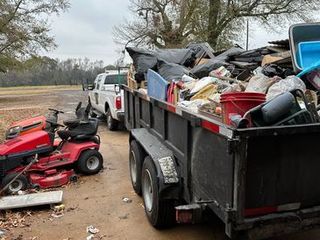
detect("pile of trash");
top-left (126, 24), bottom-right (320, 128)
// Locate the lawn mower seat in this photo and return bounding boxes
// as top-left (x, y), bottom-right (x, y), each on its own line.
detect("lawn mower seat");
top-left (57, 118), bottom-right (99, 142)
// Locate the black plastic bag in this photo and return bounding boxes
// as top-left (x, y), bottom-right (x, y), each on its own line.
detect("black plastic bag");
top-left (126, 47), bottom-right (195, 81)
top-left (126, 47), bottom-right (158, 82)
top-left (190, 59), bottom-right (228, 79)
top-left (157, 60), bottom-right (190, 81)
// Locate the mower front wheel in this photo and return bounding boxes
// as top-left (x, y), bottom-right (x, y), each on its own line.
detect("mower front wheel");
top-left (77, 149), bottom-right (103, 175)
top-left (2, 174), bottom-right (29, 194)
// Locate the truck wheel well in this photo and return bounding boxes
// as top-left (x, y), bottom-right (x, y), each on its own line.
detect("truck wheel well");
top-left (105, 102), bottom-right (109, 113)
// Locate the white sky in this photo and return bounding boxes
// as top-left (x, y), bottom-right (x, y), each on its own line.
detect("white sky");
top-left (46, 0), bottom-right (299, 66)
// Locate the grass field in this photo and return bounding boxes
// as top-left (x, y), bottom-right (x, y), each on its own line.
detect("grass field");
top-left (0, 85), bottom-right (82, 96)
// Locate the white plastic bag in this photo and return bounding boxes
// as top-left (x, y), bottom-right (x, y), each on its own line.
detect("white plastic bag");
top-left (177, 99), bottom-right (209, 113)
top-left (245, 75), bottom-right (278, 93)
top-left (266, 76), bottom-right (306, 101)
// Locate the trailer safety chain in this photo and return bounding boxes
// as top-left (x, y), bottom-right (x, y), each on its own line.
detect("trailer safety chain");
top-left (0, 154), bottom-right (39, 195)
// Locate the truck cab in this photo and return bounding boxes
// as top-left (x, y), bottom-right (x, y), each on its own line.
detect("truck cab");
top-left (88, 70), bottom-right (127, 131)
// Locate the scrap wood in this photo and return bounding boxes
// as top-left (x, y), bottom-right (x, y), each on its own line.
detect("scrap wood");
top-left (0, 211), bottom-right (32, 230)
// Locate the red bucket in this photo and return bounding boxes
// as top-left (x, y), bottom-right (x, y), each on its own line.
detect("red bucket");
top-left (220, 92), bottom-right (266, 125)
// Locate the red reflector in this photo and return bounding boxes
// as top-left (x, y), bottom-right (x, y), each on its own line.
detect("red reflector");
top-left (202, 120), bottom-right (219, 133)
top-left (115, 96), bottom-right (121, 109)
top-left (176, 210), bottom-right (193, 224)
top-left (244, 206), bottom-right (277, 217)
top-left (167, 105), bottom-right (176, 113)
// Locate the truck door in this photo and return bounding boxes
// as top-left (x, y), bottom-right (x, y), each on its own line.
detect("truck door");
top-left (94, 76), bottom-right (102, 106)
top-left (98, 75), bottom-right (116, 117)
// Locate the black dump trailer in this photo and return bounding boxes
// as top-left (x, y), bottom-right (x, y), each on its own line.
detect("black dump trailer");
top-left (123, 85), bottom-right (320, 239)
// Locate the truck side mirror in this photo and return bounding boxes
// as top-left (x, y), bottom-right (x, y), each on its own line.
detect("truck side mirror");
top-left (87, 84), bottom-right (94, 90)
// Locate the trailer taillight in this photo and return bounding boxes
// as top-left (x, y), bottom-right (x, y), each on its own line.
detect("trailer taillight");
top-left (115, 96), bottom-right (121, 109)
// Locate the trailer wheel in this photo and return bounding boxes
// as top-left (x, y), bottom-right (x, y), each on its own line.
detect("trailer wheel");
top-left (77, 149), bottom-right (103, 175)
top-left (2, 174), bottom-right (29, 194)
top-left (142, 156), bottom-right (175, 229)
top-left (106, 109), bottom-right (118, 131)
top-left (129, 140), bottom-right (145, 195)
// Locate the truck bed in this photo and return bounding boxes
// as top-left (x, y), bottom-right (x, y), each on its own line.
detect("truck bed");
top-left (123, 85), bottom-right (320, 239)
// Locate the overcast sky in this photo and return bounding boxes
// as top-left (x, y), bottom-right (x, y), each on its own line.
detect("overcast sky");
top-left (46, 0), bottom-right (293, 66)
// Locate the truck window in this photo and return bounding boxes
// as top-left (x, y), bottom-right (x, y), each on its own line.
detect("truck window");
top-left (104, 74), bottom-right (127, 85)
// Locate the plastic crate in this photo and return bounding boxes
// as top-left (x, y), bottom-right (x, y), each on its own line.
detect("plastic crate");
top-left (298, 41), bottom-right (320, 69)
top-left (289, 23), bottom-right (320, 73)
top-left (147, 69), bottom-right (168, 101)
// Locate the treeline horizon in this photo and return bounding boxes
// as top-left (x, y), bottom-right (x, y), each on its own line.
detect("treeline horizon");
top-left (0, 56), bottom-right (120, 87)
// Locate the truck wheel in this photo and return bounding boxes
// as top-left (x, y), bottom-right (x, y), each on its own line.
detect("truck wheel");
top-left (88, 99), bottom-right (97, 118)
top-left (2, 174), bottom-right (29, 194)
top-left (89, 108), bottom-right (97, 118)
top-left (106, 109), bottom-right (118, 131)
top-left (77, 149), bottom-right (103, 175)
top-left (129, 140), bottom-right (145, 195)
top-left (142, 156), bottom-right (175, 229)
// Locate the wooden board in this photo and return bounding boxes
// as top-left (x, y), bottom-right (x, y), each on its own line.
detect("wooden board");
top-left (0, 191), bottom-right (63, 210)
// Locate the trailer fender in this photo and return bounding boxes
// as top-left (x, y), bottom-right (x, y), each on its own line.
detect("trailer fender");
top-left (130, 128), bottom-right (180, 199)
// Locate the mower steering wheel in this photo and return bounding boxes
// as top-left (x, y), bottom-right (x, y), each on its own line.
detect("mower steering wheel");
top-left (46, 119), bottom-right (64, 128)
top-left (48, 108), bottom-right (65, 114)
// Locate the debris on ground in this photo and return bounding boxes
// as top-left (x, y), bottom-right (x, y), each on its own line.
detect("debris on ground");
top-left (86, 225), bottom-right (100, 234)
top-left (119, 213), bottom-right (129, 220)
top-left (86, 225), bottom-right (101, 240)
top-left (122, 197), bottom-right (132, 203)
top-left (50, 212), bottom-right (64, 219)
top-left (0, 211), bottom-right (32, 230)
top-left (53, 204), bottom-right (65, 212)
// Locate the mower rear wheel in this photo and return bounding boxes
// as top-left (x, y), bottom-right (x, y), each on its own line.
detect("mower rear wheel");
top-left (77, 149), bottom-right (103, 175)
top-left (2, 174), bottom-right (28, 194)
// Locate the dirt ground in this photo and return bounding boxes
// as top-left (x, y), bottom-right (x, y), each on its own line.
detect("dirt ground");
top-left (0, 88), bottom-right (320, 240)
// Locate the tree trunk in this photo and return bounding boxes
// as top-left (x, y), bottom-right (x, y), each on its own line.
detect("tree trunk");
top-left (207, 0), bottom-right (221, 48)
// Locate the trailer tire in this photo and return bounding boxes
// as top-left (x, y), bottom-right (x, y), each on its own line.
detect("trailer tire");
top-left (2, 174), bottom-right (29, 194)
top-left (142, 156), bottom-right (175, 229)
top-left (77, 149), bottom-right (103, 175)
top-left (106, 109), bottom-right (118, 131)
top-left (129, 140), bottom-right (145, 195)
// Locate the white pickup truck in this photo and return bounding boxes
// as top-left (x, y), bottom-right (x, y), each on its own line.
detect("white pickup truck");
top-left (88, 70), bottom-right (127, 131)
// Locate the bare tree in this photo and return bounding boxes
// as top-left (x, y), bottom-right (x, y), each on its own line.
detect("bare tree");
top-left (206, 0), bottom-right (319, 48)
top-left (114, 0), bottom-right (319, 50)
top-left (0, 0), bottom-right (70, 72)
top-left (113, 0), bottom-right (198, 48)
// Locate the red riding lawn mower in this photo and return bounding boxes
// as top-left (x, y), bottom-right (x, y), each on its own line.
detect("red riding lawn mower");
top-left (0, 103), bottom-right (103, 194)
top-left (5, 102), bottom-right (88, 139)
